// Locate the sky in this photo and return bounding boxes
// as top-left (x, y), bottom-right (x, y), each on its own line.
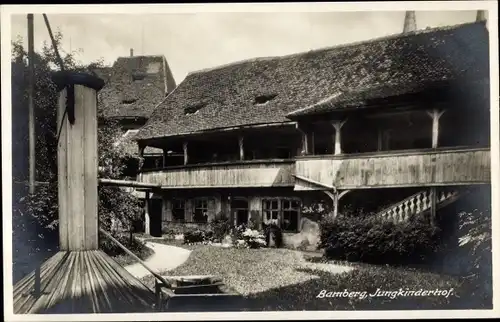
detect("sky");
top-left (10, 10), bottom-right (482, 83)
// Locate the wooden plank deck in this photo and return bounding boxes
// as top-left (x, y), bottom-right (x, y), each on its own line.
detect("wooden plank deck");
top-left (13, 250), bottom-right (156, 314)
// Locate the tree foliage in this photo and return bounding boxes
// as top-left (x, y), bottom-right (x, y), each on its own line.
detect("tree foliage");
top-left (12, 32), bottom-right (143, 247)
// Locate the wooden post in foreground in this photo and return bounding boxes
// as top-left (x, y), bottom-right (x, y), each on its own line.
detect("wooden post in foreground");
top-left (53, 71), bottom-right (105, 251)
top-left (28, 14), bottom-right (36, 195)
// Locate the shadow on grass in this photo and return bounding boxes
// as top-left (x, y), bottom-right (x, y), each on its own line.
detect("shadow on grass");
top-left (239, 267), bottom-right (492, 311)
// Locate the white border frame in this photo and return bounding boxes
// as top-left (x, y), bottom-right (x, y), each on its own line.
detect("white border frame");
top-left (2, 1), bottom-right (499, 320)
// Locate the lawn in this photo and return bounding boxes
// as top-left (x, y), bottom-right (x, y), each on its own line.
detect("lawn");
top-left (140, 239), bottom-right (491, 311)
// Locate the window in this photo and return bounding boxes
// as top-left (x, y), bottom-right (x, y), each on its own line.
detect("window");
top-left (262, 199), bottom-right (280, 223)
top-left (254, 93), bottom-right (277, 105)
top-left (262, 198), bottom-right (300, 232)
top-left (193, 198), bottom-right (210, 223)
top-left (132, 73), bottom-right (146, 81)
top-left (172, 199), bottom-right (185, 222)
top-left (184, 102), bottom-right (207, 115)
top-left (122, 98), bottom-right (137, 104)
top-left (282, 199), bottom-right (300, 232)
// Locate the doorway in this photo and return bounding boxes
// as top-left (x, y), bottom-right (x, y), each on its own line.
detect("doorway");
top-left (149, 198), bottom-right (163, 237)
top-left (231, 198), bottom-right (249, 227)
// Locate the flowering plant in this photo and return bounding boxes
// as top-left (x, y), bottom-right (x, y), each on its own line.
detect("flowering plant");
top-left (237, 228), bottom-right (266, 249)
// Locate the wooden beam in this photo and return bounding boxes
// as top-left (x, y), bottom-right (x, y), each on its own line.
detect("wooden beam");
top-left (183, 141), bottom-right (188, 165)
top-left (98, 178), bottom-right (161, 189)
top-left (338, 190), bottom-right (351, 201)
top-left (331, 119), bottom-right (347, 155)
top-left (293, 174), bottom-right (335, 189)
top-left (239, 136), bottom-right (244, 161)
top-left (427, 109), bottom-right (446, 148)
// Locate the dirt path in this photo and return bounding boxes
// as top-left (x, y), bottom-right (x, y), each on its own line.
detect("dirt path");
top-left (125, 241), bottom-right (192, 279)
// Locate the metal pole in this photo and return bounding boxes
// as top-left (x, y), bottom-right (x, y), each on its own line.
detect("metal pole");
top-left (28, 14), bottom-right (35, 195)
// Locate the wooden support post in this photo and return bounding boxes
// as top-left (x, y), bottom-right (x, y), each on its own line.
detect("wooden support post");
top-left (331, 119), bottom-right (347, 155)
top-left (145, 191), bottom-right (151, 235)
top-left (427, 109), bottom-right (446, 148)
top-left (138, 144), bottom-right (145, 171)
top-left (53, 71), bottom-right (105, 251)
top-left (332, 191), bottom-right (339, 219)
top-left (430, 187), bottom-right (437, 226)
top-left (296, 124), bottom-right (309, 155)
top-left (183, 142), bottom-right (188, 165)
top-left (162, 148), bottom-right (168, 167)
top-left (239, 136), bottom-right (244, 161)
top-left (323, 190), bottom-right (340, 219)
top-left (311, 131), bottom-right (315, 155)
top-left (377, 128), bottom-right (383, 151)
top-left (27, 14), bottom-right (35, 195)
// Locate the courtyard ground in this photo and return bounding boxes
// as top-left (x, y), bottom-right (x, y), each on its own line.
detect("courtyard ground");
top-left (139, 238), bottom-right (487, 311)
top-left (124, 239), bottom-right (191, 279)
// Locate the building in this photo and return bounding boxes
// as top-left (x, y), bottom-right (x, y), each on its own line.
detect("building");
top-left (133, 12), bottom-right (491, 237)
top-left (95, 49), bottom-right (177, 172)
top-left (93, 50), bottom-right (177, 232)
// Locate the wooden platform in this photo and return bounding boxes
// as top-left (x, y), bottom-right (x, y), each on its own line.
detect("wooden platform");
top-left (13, 250), bottom-right (156, 314)
top-left (156, 275), bottom-right (243, 312)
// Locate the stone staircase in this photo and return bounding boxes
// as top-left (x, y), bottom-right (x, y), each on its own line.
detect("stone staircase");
top-left (377, 188), bottom-right (463, 223)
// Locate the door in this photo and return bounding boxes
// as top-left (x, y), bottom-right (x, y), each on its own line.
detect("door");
top-left (149, 198), bottom-right (163, 237)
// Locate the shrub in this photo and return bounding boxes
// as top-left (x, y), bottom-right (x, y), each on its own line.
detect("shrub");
top-left (100, 233), bottom-right (149, 258)
top-left (455, 208), bottom-right (492, 305)
top-left (319, 212), bottom-right (441, 265)
top-left (248, 210), bottom-right (262, 230)
top-left (264, 223), bottom-right (283, 248)
top-left (184, 229), bottom-right (208, 244)
top-left (209, 212), bottom-right (233, 242)
top-left (237, 228), bottom-right (267, 249)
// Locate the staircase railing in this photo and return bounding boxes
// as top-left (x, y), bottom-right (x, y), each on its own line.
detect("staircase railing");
top-left (378, 189), bottom-right (461, 223)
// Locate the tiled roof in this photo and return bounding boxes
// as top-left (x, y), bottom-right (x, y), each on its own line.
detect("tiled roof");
top-left (96, 55), bottom-right (177, 119)
top-left (114, 129), bottom-right (163, 156)
top-left (135, 21), bottom-right (489, 141)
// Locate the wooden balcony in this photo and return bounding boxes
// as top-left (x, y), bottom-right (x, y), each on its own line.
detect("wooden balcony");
top-left (294, 147), bottom-right (491, 190)
top-left (137, 159), bottom-right (295, 189)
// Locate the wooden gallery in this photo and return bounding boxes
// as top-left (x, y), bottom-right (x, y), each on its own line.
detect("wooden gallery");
top-left (100, 13), bottom-right (491, 237)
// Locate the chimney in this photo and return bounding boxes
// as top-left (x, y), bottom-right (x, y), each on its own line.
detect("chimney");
top-left (476, 10), bottom-right (487, 22)
top-left (403, 11), bottom-right (417, 33)
top-left (130, 48), bottom-right (134, 57)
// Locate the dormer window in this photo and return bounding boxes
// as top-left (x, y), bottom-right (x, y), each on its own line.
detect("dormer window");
top-left (184, 102), bottom-right (207, 115)
top-left (122, 98), bottom-right (137, 105)
top-left (254, 94), bottom-right (277, 105)
top-left (132, 73), bottom-right (146, 81)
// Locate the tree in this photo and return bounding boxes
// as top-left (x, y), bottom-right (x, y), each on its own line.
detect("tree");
top-left (12, 32), bottom-right (143, 249)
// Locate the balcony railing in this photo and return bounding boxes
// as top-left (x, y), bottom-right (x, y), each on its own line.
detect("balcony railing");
top-left (138, 159), bottom-right (295, 189)
top-left (294, 146), bottom-right (490, 190)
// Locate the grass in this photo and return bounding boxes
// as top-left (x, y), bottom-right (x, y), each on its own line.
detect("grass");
top-left (139, 239), bottom-right (491, 311)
